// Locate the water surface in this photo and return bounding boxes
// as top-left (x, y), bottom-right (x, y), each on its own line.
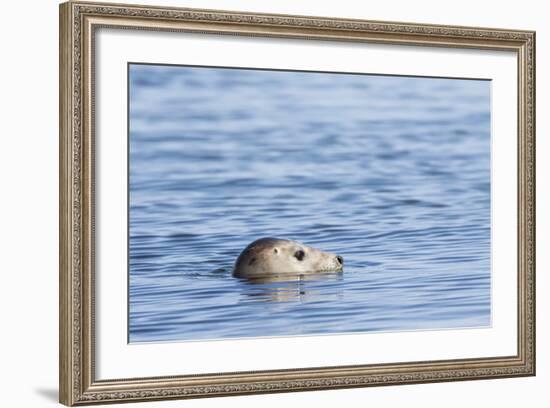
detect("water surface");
top-left (129, 64), bottom-right (491, 343)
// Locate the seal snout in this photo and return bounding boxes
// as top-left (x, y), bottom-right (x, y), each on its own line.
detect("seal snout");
top-left (336, 255), bottom-right (344, 266)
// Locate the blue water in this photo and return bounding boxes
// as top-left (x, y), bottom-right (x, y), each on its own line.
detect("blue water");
top-left (128, 64), bottom-right (491, 343)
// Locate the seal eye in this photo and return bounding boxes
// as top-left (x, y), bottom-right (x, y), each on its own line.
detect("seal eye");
top-left (294, 249), bottom-right (305, 261)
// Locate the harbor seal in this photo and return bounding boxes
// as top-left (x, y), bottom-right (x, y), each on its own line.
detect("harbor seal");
top-left (233, 237), bottom-right (343, 279)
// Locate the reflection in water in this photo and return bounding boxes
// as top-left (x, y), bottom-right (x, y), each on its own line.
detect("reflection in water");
top-left (128, 64), bottom-right (491, 343)
top-left (237, 272), bottom-right (344, 303)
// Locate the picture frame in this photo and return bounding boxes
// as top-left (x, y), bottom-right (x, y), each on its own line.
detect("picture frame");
top-left (59, 1), bottom-right (536, 405)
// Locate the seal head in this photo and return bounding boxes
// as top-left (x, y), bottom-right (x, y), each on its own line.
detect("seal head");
top-left (233, 237), bottom-right (343, 279)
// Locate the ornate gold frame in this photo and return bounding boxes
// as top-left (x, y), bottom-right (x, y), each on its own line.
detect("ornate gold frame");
top-left (59, 1), bottom-right (536, 405)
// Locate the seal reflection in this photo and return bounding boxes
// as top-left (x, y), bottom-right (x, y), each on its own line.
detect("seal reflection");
top-left (237, 272), bottom-right (344, 303)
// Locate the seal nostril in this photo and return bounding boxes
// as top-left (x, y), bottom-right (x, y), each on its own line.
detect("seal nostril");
top-left (336, 255), bottom-right (343, 265)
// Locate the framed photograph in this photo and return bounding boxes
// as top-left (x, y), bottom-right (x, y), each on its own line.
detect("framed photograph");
top-left (59, 1), bottom-right (536, 405)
